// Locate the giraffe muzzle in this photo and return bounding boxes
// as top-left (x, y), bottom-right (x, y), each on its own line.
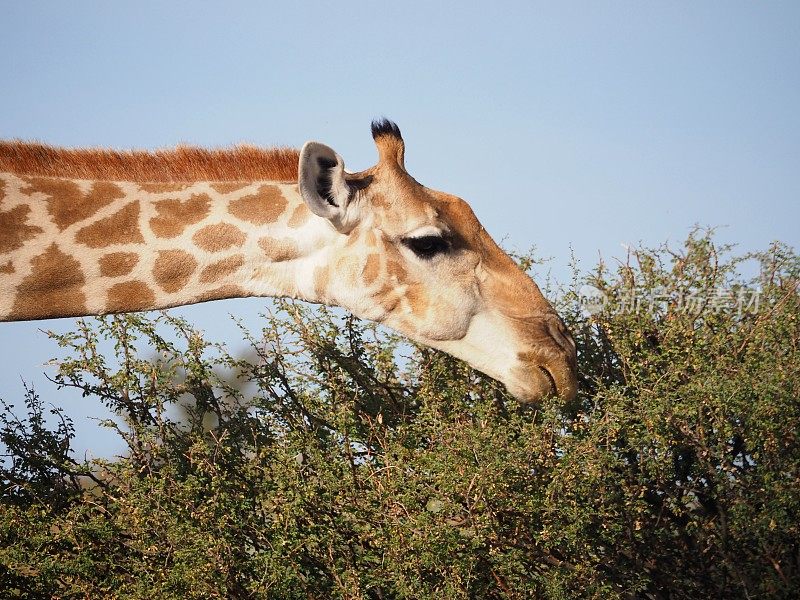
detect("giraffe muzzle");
top-left (507, 314), bottom-right (578, 404)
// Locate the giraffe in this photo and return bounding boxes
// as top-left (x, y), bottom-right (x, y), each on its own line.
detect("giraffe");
top-left (0, 120), bottom-right (577, 403)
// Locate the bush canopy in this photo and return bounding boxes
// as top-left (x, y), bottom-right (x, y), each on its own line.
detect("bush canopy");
top-left (1, 231), bottom-right (799, 599)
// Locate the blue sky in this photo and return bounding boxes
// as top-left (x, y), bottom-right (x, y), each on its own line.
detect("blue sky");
top-left (1, 2), bottom-right (798, 457)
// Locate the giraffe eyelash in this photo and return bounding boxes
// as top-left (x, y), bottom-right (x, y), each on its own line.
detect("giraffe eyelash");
top-left (402, 235), bottom-right (450, 259)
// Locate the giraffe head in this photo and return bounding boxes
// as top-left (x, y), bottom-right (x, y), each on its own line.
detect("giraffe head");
top-left (297, 120), bottom-right (577, 403)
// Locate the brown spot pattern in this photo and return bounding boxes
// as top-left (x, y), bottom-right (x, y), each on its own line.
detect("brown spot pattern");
top-left (75, 201), bottom-right (144, 248)
top-left (192, 223), bottom-right (246, 253)
top-left (228, 184), bottom-right (287, 225)
top-left (21, 178), bottom-right (125, 231)
top-left (99, 252), bottom-right (139, 277)
top-left (106, 281), bottom-right (156, 313)
top-left (407, 286), bottom-right (430, 317)
top-left (370, 192), bottom-right (390, 209)
top-left (362, 254), bottom-right (380, 285)
top-left (258, 236), bottom-right (300, 262)
top-left (387, 260), bottom-right (407, 282)
top-left (153, 250), bottom-right (198, 293)
top-left (150, 194), bottom-right (211, 238)
top-left (0, 205), bottom-right (44, 253)
top-left (0, 260), bottom-right (14, 274)
top-left (210, 182), bottom-right (249, 194)
top-left (0, 178), bottom-right (5, 202)
top-left (373, 281), bottom-right (402, 314)
top-left (10, 244), bottom-right (86, 319)
top-left (199, 255), bottom-right (244, 284)
top-left (287, 204), bottom-right (309, 228)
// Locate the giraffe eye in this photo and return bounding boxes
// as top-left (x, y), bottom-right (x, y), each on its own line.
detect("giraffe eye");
top-left (403, 235), bottom-right (450, 259)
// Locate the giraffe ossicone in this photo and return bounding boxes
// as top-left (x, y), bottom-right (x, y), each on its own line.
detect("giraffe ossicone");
top-left (0, 120), bottom-right (577, 403)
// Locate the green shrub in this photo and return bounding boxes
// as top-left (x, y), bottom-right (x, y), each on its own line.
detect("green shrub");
top-left (2, 230), bottom-right (798, 599)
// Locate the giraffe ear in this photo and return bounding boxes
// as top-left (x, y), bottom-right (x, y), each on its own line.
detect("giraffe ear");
top-left (298, 141), bottom-right (356, 232)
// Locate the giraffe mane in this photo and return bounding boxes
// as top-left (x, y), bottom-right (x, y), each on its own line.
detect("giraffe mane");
top-left (0, 140), bottom-right (300, 183)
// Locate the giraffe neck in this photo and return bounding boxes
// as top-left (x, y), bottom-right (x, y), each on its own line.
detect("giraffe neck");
top-left (0, 173), bottom-right (337, 321)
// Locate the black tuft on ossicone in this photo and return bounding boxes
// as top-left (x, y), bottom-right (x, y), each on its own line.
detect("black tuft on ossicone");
top-left (371, 118), bottom-right (402, 140)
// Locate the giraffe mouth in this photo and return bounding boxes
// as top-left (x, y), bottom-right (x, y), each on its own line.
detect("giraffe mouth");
top-left (506, 346), bottom-right (578, 403)
top-left (506, 361), bottom-right (561, 404)
top-left (537, 365), bottom-right (557, 396)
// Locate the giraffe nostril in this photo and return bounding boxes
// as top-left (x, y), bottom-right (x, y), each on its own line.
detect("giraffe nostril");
top-left (546, 314), bottom-right (577, 357)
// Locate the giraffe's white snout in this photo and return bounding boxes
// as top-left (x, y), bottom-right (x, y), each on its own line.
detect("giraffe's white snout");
top-left (429, 309), bottom-right (577, 403)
